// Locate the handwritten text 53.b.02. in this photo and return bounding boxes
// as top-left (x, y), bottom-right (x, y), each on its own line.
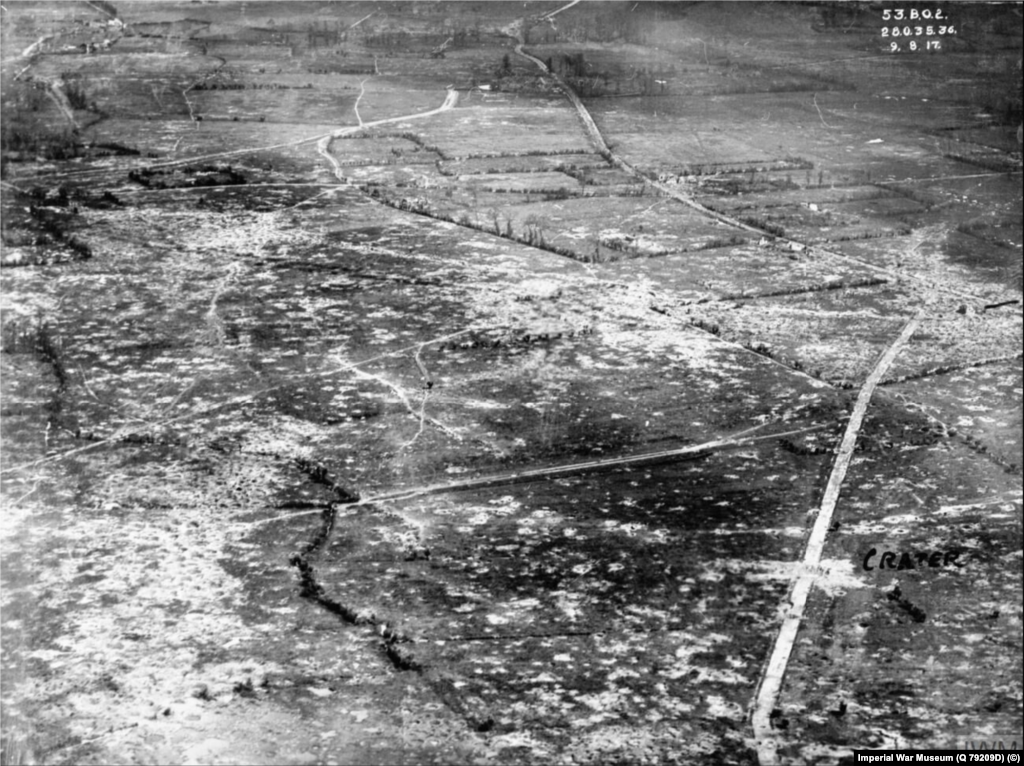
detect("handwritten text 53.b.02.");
top-left (881, 9), bottom-right (956, 53)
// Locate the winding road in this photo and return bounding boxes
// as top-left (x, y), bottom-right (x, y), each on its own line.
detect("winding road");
top-left (313, 86), bottom-right (458, 182)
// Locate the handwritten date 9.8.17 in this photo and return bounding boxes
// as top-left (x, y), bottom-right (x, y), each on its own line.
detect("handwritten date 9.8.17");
top-left (881, 8), bottom-right (956, 53)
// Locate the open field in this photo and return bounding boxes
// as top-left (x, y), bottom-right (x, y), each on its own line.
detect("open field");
top-left (2, 2), bottom-right (1021, 765)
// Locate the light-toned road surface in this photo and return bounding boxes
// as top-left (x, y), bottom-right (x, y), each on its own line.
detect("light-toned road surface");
top-left (26, 86), bottom-right (458, 182)
top-left (4, 7), bottom-right (1019, 765)
top-left (512, 35), bottom-right (996, 308)
top-left (508, 15), bottom-right (1016, 764)
top-left (542, 0), bottom-right (581, 20)
top-left (353, 422), bottom-right (823, 508)
top-left (316, 87), bottom-right (458, 181)
top-left (514, 47), bottom-right (999, 312)
top-left (751, 311), bottom-right (924, 765)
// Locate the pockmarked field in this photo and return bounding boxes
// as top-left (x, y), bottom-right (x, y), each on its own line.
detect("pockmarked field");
top-left (2, 2), bottom-right (1021, 765)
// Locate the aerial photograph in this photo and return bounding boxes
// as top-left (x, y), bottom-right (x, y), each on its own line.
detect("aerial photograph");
top-left (1, 1), bottom-right (1021, 764)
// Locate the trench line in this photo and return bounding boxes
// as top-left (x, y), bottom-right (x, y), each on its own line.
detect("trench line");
top-left (751, 310), bottom-right (923, 765)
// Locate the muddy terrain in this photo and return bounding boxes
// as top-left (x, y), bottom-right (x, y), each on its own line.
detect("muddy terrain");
top-left (1, 2), bottom-right (1021, 765)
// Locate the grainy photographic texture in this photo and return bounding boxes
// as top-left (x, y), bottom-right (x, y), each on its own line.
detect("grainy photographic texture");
top-left (1, 1), bottom-right (1021, 764)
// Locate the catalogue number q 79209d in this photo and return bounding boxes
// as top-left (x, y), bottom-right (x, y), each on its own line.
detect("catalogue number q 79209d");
top-left (881, 8), bottom-right (956, 52)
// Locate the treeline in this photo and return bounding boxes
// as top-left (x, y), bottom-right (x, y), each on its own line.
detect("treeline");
top-left (1, 186), bottom-right (96, 265)
top-left (526, 6), bottom-right (649, 45)
top-left (127, 164), bottom-right (247, 189)
top-left (1, 125), bottom-right (80, 160)
top-left (817, 3), bottom-right (872, 29)
top-left (190, 81), bottom-right (315, 91)
top-left (365, 187), bottom-right (615, 264)
top-left (544, 52), bottom-right (676, 97)
top-left (1, 129), bottom-right (140, 163)
top-left (59, 73), bottom-right (92, 110)
top-left (304, 22), bottom-right (348, 48)
top-left (362, 25), bottom-right (481, 50)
